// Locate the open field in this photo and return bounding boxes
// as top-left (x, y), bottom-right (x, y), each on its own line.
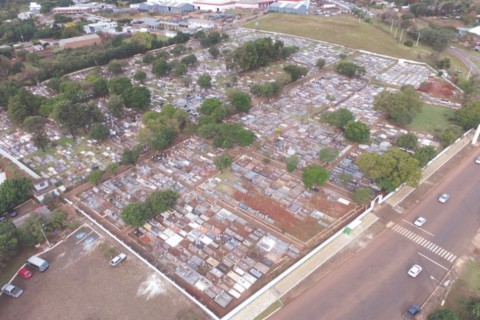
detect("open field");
top-left (445, 258), bottom-right (480, 319)
top-left (409, 104), bottom-right (456, 135)
top-left (244, 14), bottom-right (432, 61)
top-left (0, 224), bottom-right (204, 320)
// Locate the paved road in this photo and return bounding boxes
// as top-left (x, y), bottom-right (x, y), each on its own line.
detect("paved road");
top-left (273, 150), bottom-right (480, 320)
top-left (447, 46), bottom-right (480, 75)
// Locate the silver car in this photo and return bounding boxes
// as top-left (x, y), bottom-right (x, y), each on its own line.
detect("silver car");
top-left (1, 283), bottom-right (23, 298)
top-left (110, 253), bottom-right (127, 267)
top-left (438, 194), bottom-right (450, 203)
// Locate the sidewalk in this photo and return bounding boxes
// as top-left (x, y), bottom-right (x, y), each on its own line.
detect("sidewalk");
top-left (386, 131), bottom-right (474, 208)
top-left (228, 213), bottom-right (379, 320)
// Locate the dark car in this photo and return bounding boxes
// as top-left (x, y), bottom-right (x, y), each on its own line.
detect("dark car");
top-left (0, 215), bottom-right (6, 222)
top-left (403, 305), bottom-right (421, 319)
top-left (9, 210), bottom-right (17, 218)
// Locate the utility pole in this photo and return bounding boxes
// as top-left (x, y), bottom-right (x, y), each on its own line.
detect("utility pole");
top-left (40, 224), bottom-right (51, 248)
top-left (394, 25), bottom-right (398, 39)
top-left (416, 32), bottom-right (421, 46)
top-left (390, 19), bottom-right (394, 32)
top-left (399, 28), bottom-right (404, 43)
top-left (467, 63), bottom-right (472, 81)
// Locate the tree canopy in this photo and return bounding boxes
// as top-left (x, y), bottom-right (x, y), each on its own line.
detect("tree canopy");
top-left (455, 102), bottom-right (480, 130)
top-left (302, 165), bottom-right (329, 189)
top-left (428, 309), bottom-right (458, 320)
top-left (283, 65), bottom-right (308, 82)
top-left (335, 62), bottom-right (366, 77)
top-left (0, 221), bottom-right (18, 258)
top-left (357, 148), bottom-right (421, 192)
top-left (374, 86), bottom-right (423, 126)
top-left (396, 133), bottom-right (418, 150)
top-left (214, 154), bottom-right (233, 172)
top-left (321, 108), bottom-right (354, 129)
top-left (0, 178), bottom-right (32, 213)
top-left (344, 120), bottom-right (370, 143)
top-left (227, 89), bottom-right (251, 113)
top-left (319, 147), bottom-right (339, 163)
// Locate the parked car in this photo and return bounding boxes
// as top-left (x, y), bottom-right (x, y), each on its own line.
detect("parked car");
top-left (0, 215), bottom-right (6, 222)
top-left (110, 253), bottom-right (127, 267)
top-left (1, 283), bottom-right (23, 298)
top-left (414, 217), bottom-right (426, 227)
top-left (475, 156), bottom-right (480, 164)
top-left (18, 267), bottom-right (33, 280)
top-left (438, 193), bottom-right (450, 203)
top-left (8, 210), bottom-right (17, 218)
top-left (403, 305), bottom-right (421, 319)
top-left (408, 264), bottom-right (422, 278)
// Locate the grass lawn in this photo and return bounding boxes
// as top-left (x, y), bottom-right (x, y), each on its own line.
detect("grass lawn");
top-left (0, 248), bottom-right (36, 284)
top-left (408, 104), bottom-right (456, 135)
top-left (253, 300), bottom-right (284, 320)
top-left (243, 14), bottom-right (433, 61)
top-left (444, 258), bottom-right (480, 319)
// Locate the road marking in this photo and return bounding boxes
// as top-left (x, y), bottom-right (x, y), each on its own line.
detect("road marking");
top-left (434, 247), bottom-right (443, 255)
top-left (418, 252), bottom-right (448, 271)
top-left (439, 249), bottom-right (447, 257)
top-left (419, 239), bottom-right (428, 246)
top-left (401, 220), bottom-right (435, 237)
top-left (426, 243), bottom-right (435, 250)
top-left (412, 235), bottom-right (422, 243)
top-left (75, 229), bottom-right (94, 245)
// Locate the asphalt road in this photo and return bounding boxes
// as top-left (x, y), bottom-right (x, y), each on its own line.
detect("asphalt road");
top-left (273, 150), bottom-right (480, 320)
top-left (447, 47), bottom-right (480, 75)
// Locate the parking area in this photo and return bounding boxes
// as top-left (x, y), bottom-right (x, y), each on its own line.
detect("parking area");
top-left (0, 224), bottom-right (204, 320)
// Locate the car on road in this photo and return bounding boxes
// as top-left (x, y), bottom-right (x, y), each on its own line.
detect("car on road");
top-left (8, 210), bottom-right (17, 218)
top-left (18, 267), bottom-right (33, 280)
top-left (414, 217), bottom-right (426, 227)
top-left (438, 193), bottom-right (450, 203)
top-left (403, 305), bottom-right (421, 319)
top-left (0, 215), bottom-right (6, 222)
top-left (1, 283), bottom-right (24, 298)
top-left (475, 156), bottom-right (480, 164)
top-left (110, 253), bottom-right (127, 267)
top-left (408, 264), bottom-right (422, 278)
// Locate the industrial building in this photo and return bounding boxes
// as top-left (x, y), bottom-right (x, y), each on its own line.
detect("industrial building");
top-left (267, 1), bottom-right (307, 14)
top-left (83, 21), bottom-right (118, 34)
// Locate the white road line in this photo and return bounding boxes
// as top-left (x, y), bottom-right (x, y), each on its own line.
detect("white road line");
top-left (438, 249), bottom-right (446, 257)
top-left (418, 252), bottom-right (448, 271)
top-left (413, 235), bottom-right (423, 243)
top-left (419, 239), bottom-right (428, 246)
top-left (426, 243), bottom-right (435, 250)
top-left (405, 231), bottom-right (415, 239)
top-left (392, 225), bottom-right (401, 232)
top-left (433, 247), bottom-right (443, 254)
top-left (75, 229), bottom-right (94, 245)
top-left (445, 253), bottom-right (454, 261)
top-left (401, 220), bottom-right (435, 237)
top-left (449, 255), bottom-right (457, 262)
top-left (400, 229), bottom-right (410, 236)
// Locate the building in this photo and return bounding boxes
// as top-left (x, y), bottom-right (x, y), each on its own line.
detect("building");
top-left (131, 18), bottom-right (162, 30)
top-left (29, 2), bottom-right (41, 14)
top-left (191, 0), bottom-right (237, 11)
top-left (267, 1), bottom-right (307, 14)
top-left (17, 12), bottom-right (33, 20)
top-left (32, 178), bottom-right (60, 203)
top-left (469, 26), bottom-right (480, 37)
top-left (154, 2), bottom-right (194, 14)
top-left (83, 21), bottom-right (118, 34)
top-left (52, 6), bottom-right (91, 14)
top-left (58, 34), bottom-right (102, 48)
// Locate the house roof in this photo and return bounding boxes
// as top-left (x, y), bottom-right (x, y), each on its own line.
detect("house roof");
top-left (58, 34), bottom-right (101, 46)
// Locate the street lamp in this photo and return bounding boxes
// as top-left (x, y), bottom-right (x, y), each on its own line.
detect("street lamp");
top-left (40, 224), bottom-right (52, 248)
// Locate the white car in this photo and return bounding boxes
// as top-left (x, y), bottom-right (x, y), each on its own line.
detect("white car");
top-left (109, 253), bottom-right (127, 267)
top-left (408, 264), bottom-right (422, 278)
top-left (414, 217), bottom-right (426, 227)
top-left (438, 194), bottom-right (450, 203)
top-left (475, 156), bottom-right (480, 164)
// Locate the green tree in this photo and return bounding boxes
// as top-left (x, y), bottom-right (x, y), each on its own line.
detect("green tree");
top-left (23, 116), bottom-right (50, 151)
top-left (344, 120), bottom-right (370, 143)
top-left (455, 102), bottom-right (480, 130)
top-left (414, 146), bottom-right (437, 167)
top-left (146, 190), bottom-right (179, 214)
top-left (87, 169), bottom-right (104, 185)
top-left (373, 86), bottom-right (423, 126)
top-left (357, 148), bottom-right (421, 192)
top-left (283, 64), bottom-right (308, 82)
top-left (90, 123), bottom-right (110, 141)
top-left (16, 214), bottom-right (47, 248)
top-left (199, 98), bottom-right (223, 116)
top-left (208, 46), bottom-right (220, 58)
top-left (302, 165), bottom-right (330, 189)
top-left (150, 126), bottom-right (177, 151)
top-left (0, 178), bottom-right (32, 213)
top-left (440, 125), bottom-right (463, 147)
top-left (120, 202), bottom-right (152, 228)
top-left (120, 145), bottom-right (143, 165)
top-left (7, 88), bottom-right (42, 125)
top-left (152, 58), bottom-right (171, 77)
top-left (428, 309), bottom-right (458, 320)
top-left (180, 54), bottom-right (197, 66)
top-left (108, 94), bottom-right (125, 118)
top-left (106, 163), bottom-right (119, 174)
top-left (91, 78), bottom-right (109, 97)
top-left (396, 133), bottom-right (418, 150)
top-left (319, 147), bottom-right (339, 163)
top-left (316, 58), bottom-right (326, 69)
top-left (133, 71), bottom-right (147, 84)
top-left (286, 155), bottom-right (299, 172)
top-left (468, 299), bottom-right (480, 320)
top-left (351, 187), bottom-right (372, 205)
top-left (108, 60), bottom-right (124, 75)
top-left (49, 209), bottom-right (67, 229)
top-left (197, 74), bottom-right (212, 89)
top-left (123, 86), bottom-right (151, 110)
top-left (0, 221), bottom-right (18, 257)
top-left (214, 153), bottom-right (233, 172)
top-left (335, 62), bottom-right (366, 77)
top-left (227, 89), bottom-right (251, 113)
top-left (108, 77), bottom-right (132, 95)
top-left (321, 108), bottom-right (354, 128)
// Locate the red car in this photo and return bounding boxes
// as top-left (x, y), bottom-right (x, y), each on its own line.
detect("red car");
top-left (18, 267), bottom-right (33, 280)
